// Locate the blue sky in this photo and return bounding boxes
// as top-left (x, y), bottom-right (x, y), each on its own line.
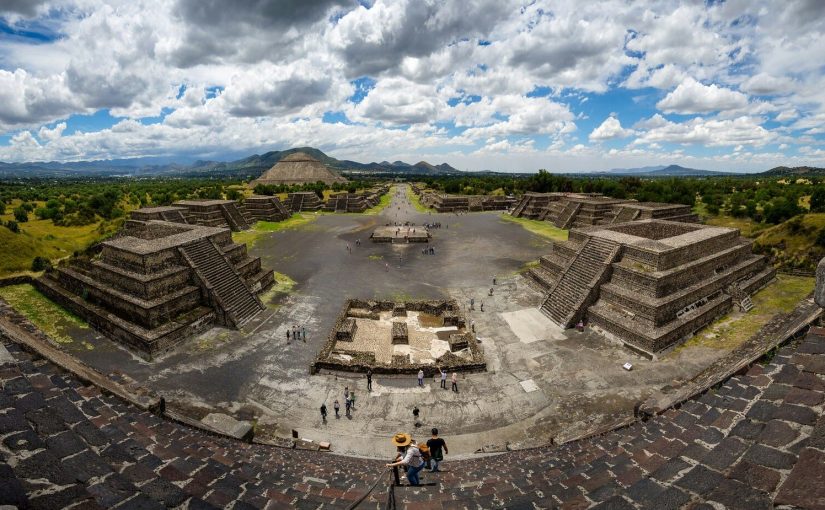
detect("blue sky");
top-left (0, 0), bottom-right (824, 172)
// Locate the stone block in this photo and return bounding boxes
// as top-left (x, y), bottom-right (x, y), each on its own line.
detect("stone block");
top-left (776, 448), bottom-right (825, 509)
top-left (201, 413), bottom-right (253, 442)
top-left (391, 322), bottom-right (408, 345)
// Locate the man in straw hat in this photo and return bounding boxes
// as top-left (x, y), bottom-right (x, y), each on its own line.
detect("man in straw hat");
top-left (386, 433), bottom-right (425, 486)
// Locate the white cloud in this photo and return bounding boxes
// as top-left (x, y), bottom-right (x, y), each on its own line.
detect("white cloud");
top-left (38, 122), bottom-right (67, 142)
top-left (657, 78), bottom-right (749, 114)
top-left (589, 116), bottom-right (631, 141)
top-left (636, 115), bottom-right (774, 147)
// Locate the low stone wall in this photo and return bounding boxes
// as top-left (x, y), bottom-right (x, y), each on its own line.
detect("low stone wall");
top-left (311, 298), bottom-right (484, 375)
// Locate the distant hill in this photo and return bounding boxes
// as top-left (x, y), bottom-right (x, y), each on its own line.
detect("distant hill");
top-left (595, 164), bottom-right (730, 176)
top-left (0, 147), bottom-right (462, 179)
top-left (760, 166), bottom-right (825, 176)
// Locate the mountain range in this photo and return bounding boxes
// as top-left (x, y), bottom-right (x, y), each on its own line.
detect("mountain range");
top-left (0, 148), bottom-right (822, 178)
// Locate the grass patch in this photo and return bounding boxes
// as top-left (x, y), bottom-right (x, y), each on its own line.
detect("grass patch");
top-left (258, 271), bottom-right (297, 307)
top-left (669, 274), bottom-right (814, 355)
top-left (0, 284), bottom-right (88, 344)
top-left (500, 213), bottom-right (569, 242)
top-left (704, 215), bottom-right (768, 238)
top-left (405, 185), bottom-right (431, 213)
top-left (516, 260), bottom-right (539, 274)
top-left (753, 213), bottom-right (825, 271)
top-left (0, 217), bottom-right (123, 277)
top-left (232, 213), bottom-right (320, 246)
top-left (362, 186), bottom-right (395, 215)
top-left (368, 254), bottom-right (384, 260)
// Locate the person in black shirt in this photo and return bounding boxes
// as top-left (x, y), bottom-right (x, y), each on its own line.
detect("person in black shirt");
top-left (426, 428), bottom-right (448, 472)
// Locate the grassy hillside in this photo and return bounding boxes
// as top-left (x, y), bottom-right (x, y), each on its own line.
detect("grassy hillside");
top-left (753, 213), bottom-right (825, 271)
top-left (0, 215), bottom-right (122, 276)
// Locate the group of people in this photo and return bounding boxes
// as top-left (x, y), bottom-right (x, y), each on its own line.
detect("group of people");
top-left (469, 297), bottom-right (484, 312)
top-left (424, 222), bottom-right (443, 229)
top-left (417, 367), bottom-right (459, 392)
top-left (286, 325), bottom-right (306, 343)
top-left (320, 385), bottom-right (357, 421)
top-left (421, 246), bottom-right (436, 255)
top-left (386, 429), bottom-right (449, 486)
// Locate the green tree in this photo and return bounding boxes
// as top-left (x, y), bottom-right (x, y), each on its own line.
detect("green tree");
top-left (13, 207), bottom-right (28, 223)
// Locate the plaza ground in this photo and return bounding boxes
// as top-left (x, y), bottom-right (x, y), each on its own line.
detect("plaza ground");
top-left (1, 185), bottom-right (814, 460)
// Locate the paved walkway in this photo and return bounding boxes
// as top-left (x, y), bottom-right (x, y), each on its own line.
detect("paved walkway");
top-left (2, 322), bottom-right (823, 508)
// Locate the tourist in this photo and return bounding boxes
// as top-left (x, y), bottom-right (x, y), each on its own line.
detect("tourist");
top-left (471, 320), bottom-right (475, 333)
top-left (413, 406), bottom-right (420, 425)
top-left (451, 372), bottom-right (458, 392)
top-left (344, 386), bottom-right (349, 400)
top-left (320, 403), bottom-right (327, 422)
top-left (493, 276), bottom-right (497, 285)
top-left (302, 325), bottom-right (306, 342)
top-left (350, 391), bottom-right (356, 410)
top-left (439, 366), bottom-right (447, 389)
top-left (480, 301), bottom-right (484, 312)
top-left (366, 369), bottom-right (373, 391)
top-left (386, 434), bottom-right (425, 486)
top-left (345, 395), bottom-right (351, 417)
top-left (427, 428), bottom-right (448, 472)
top-left (489, 287), bottom-right (493, 296)
top-left (286, 329), bottom-right (290, 343)
top-left (334, 399), bottom-right (340, 418)
top-left (417, 369), bottom-right (424, 386)
top-left (470, 298), bottom-right (474, 310)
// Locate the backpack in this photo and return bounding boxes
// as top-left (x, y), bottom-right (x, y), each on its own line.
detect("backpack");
top-left (417, 444), bottom-right (431, 462)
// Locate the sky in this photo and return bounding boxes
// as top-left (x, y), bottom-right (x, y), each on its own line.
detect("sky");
top-left (0, 0), bottom-right (824, 173)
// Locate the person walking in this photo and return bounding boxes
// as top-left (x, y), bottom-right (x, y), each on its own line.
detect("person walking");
top-left (366, 369), bottom-right (373, 392)
top-left (438, 366), bottom-right (447, 389)
top-left (320, 403), bottom-right (327, 423)
top-left (451, 372), bottom-right (458, 392)
top-left (480, 301), bottom-right (484, 312)
top-left (345, 395), bottom-right (351, 417)
top-left (387, 434), bottom-right (425, 486)
top-left (333, 399), bottom-right (340, 418)
top-left (427, 428), bottom-right (448, 472)
top-left (286, 329), bottom-right (290, 343)
top-left (417, 369), bottom-right (424, 387)
top-left (350, 391), bottom-right (356, 410)
top-left (302, 325), bottom-right (306, 342)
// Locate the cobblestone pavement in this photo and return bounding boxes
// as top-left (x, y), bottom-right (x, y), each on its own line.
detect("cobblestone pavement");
top-left (2, 324), bottom-right (823, 509)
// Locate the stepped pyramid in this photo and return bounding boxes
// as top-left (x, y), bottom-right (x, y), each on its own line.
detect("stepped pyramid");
top-left (250, 152), bottom-right (347, 186)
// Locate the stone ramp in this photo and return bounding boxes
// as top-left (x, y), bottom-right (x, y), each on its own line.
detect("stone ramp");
top-left (220, 202), bottom-right (250, 231)
top-left (159, 208), bottom-right (188, 224)
top-left (2, 318), bottom-right (824, 508)
top-left (541, 237), bottom-right (619, 327)
top-left (554, 200), bottom-right (581, 229)
top-left (180, 239), bottom-right (262, 328)
top-left (612, 206), bottom-right (640, 224)
top-left (511, 195), bottom-right (530, 217)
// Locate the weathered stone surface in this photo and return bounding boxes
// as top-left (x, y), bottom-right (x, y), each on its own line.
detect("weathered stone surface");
top-left (815, 257), bottom-right (825, 307)
top-left (729, 460), bottom-right (780, 493)
top-left (757, 419), bottom-right (799, 447)
top-left (776, 448), bottom-right (825, 509)
top-left (743, 444), bottom-right (797, 470)
top-left (707, 478), bottom-right (772, 510)
top-left (674, 465), bottom-right (724, 495)
top-left (201, 413), bottom-right (254, 441)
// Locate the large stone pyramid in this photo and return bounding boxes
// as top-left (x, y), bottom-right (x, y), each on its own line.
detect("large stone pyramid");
top-left (250, 152), bottom-right (348, 186)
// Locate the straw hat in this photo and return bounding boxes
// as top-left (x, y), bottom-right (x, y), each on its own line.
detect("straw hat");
top-left (391, 433), bottom-right (412, 447)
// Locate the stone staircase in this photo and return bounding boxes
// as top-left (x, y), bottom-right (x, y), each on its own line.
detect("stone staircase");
top-left (220, 202), bottom-right (250, 231)
top-left (159, 209), bottom-right (188, 224)
top-left (180, 239), bottom-right (262, 328)
top-left (511, 195), bottom-right (529, 217)
top-left (612, 206), bottom-right (640, 224)
top-left (541, 237), bottom-right (620, 327)
top-left (554, 201), bottom-right (581, 229)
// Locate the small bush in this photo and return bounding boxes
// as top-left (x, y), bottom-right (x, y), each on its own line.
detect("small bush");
top-left (31, 256), bottom-right (52, 272)
top-left (5, 220), bottom-right (19, 233)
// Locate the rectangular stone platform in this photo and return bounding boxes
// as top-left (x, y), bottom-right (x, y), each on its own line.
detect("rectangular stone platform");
top-left (371, 225), bottom-right (430, 243)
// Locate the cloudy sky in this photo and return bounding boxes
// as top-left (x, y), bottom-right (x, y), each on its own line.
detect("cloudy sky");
top-left (0, 0), bottom-right (824, 172)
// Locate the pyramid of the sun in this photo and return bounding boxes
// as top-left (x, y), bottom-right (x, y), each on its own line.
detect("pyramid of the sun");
top-left (250, 152), bottom-right (348, 186)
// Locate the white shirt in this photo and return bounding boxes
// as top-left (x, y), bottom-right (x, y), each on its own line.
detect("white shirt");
top-left (418, 370), bottom-right (424, 379)
top-left (402, 446), bottom-right (424, 468)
